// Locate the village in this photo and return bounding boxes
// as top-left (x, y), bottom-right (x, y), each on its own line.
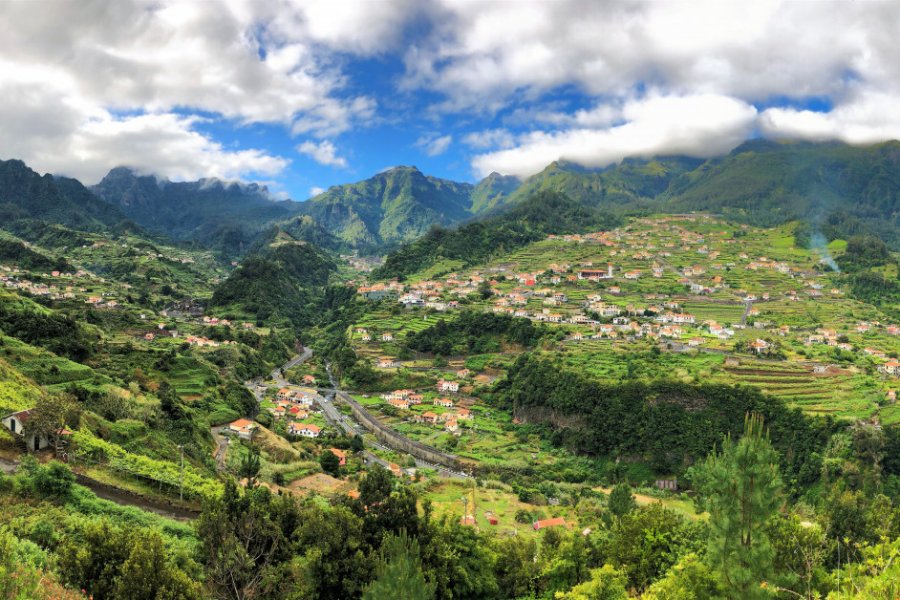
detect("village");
top-left (3, 213), bottom-right (900, 539)
top-left (350, 216), bottom-right (900, 430)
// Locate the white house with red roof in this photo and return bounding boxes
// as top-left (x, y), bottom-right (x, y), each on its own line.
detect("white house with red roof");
top-left (229, 418), bottom-right (258, 440)
top-left (879, 360), bottom-right (900, 377)
top-left (290, 423), bottom-right (321, 438)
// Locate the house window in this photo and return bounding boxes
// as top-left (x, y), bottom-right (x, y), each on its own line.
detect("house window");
top-left (9, 419), bottom-right (16, 433)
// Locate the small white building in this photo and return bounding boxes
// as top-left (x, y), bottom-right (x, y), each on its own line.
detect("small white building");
top-left (228, 418), bottom-right (258, 441)
top-left (1, 409), bottom-right (51, 451)
top-left (437, 380), bottom-right (459, 393)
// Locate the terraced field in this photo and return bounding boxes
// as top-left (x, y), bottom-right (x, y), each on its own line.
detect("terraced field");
top-left (714, 361), bottom-right (889, 420)
top-left (355, 215), bottom-right (900, 438)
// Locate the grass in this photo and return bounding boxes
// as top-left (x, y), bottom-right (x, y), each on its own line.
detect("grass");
top-left (0, 356), bottom-right (44, 415)
top-left (0, 335), bottom-right (96, 386)
top-left (422, 479), bottom-right (570, 537)
top-left (594, 486), bottom-right (705, 521)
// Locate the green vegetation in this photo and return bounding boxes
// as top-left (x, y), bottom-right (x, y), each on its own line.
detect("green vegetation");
top-left (91, 166), bottom-right (308, 257)
top-left (0, 289), bottom-right (97, 360)
top-left (666, 140), bottom-right (900, 246)
top-left (209, 234), bottom-right (336, 326)
top-left (0, 159), bottom-right (130, 233)
top-left (496, 354), bottom-right (830, 490)
top-left (377, 191), bottom-right (621, 279)
top-left (2, 150), bottom-right (900, 598)
top-left (299, 165), bottom-right (479, 248)
top-left (0, 236), bottom-right (67, 271)
top-left (688, 415), bottom-right (782, 598)
top-left (406, 311), bottom-right (546, 355)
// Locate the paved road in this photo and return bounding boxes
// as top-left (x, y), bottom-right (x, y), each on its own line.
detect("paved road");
top-left (740, 300), bottom-right (754, 326)
top-left (326, 385), bottom-right (471, 480)
top-left (270, 347), bottom-right (313, 387)
top-left (273, 355), bottom-right (470, 479)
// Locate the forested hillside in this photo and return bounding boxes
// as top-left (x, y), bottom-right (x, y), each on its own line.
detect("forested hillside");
top-left (665, 140), bottom-right (900, 245)
top-left (298, 166), bottom-right (479, 248)
top-left (376, 191), bottom-right (621, 279)
top-left (209, 232), bottom-right (337, 327)
top-left (0, 159), bottom-right (131, 233)
top-left (92, 167), bottom-right (306, 256)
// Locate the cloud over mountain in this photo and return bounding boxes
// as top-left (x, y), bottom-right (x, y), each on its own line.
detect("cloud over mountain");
top-left (1, 0), bottom-right (899, 189)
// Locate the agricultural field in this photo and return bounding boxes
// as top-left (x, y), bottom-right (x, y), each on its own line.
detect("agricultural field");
top-left (348, 214), bottom-right (900, 469)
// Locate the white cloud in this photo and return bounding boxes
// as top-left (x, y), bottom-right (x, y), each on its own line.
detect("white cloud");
top-left (759, 90), bottom-right (900, 145)
top-left (437, 2), bottom-right (900, 178)
top-left (4, 0), bottom-right (900, 188)
top-left (407, 1), bottom-right (900, 108)
top-left (298, 140), bottom-right (348, 168)
top-left (309, 186), bottom-right (326, 197)
top-left (472, 94), bottom-right (757, 178)
top-left (463, 128), bottom-right (515, 150)
top-left (0, 0), bottom-right (393, 181)
top-left (0, 65), bottom-right (288, 183)
top-left (276, 0), bottom-right (420, 55)
top-left (415, 134), bottom-right (453, 157)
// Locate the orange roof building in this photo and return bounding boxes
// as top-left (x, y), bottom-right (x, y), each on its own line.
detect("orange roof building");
top-left (533, 517), bottom-right (569, 531)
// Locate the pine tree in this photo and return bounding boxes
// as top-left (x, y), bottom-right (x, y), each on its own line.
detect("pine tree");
top-left (238, 444), bottom-right (261, 484)
top-left (362, 530), bottom-right (435, 600)
top-left (607, 483), bottom-right (636, 521)
top-left (689, 413), bottom-right (783, 599)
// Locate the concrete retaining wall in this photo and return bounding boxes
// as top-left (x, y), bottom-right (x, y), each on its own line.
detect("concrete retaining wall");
top-left (337, 392), bottom-right (461, 470)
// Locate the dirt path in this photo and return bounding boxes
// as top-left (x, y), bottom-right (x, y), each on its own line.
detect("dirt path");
top-left (75, 474), bottom-right (199, 521)
top-left (211, 426), bottom-right (229, 472)
top-left (595, 486), bottom-right (667, 506)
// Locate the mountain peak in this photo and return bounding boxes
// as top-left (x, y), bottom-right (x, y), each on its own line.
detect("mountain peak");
top-left (380, 165), bottom-right (422, 176)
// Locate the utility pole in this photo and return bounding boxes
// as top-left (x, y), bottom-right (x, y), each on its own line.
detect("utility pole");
top-left (178, 444), bottom-right (184, 502)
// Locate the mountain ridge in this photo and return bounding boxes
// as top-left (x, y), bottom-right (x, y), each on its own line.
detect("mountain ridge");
top-left (91, 166), bottom-right (306, 255)
top-left (6, 138), bottom-right (900, 260)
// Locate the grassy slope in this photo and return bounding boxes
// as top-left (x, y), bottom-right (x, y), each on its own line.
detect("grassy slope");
top-left (0, 356), bottom-right (44, 415)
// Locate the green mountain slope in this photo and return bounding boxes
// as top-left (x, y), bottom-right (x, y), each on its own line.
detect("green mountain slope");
top-left (665, 140), bottom-right (900, 243)
top-left (500, 157), bottom-right (703, 210)
top-left (91, 167), bottom-right (306, 255)
top-left (0, 233), bottom-right (68, 272)
top-left (298, 166), bottom-right (480, 248)
top-left (209, 229), bottom-right (337, 326)
top-left (375, 190), bottom-right (622, 279)
top-left (0, 356), bottom-right (45, 415)
top-left (492, 141), bottom-right (900, 247)
top-left (0, 159), bottom-right (130, 232)
top-left (469, 171), bottom-right (522, 213)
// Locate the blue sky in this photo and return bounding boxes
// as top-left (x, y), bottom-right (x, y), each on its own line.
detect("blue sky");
top-left (1, 1), bottom-right (899, 200)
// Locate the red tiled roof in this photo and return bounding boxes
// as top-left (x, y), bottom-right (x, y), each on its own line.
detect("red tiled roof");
top-left (533, 517), bottom-right (568, 530)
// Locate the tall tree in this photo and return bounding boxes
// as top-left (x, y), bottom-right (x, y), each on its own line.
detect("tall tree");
top-left (554, 564), bottom-right (629, 600)
top-left (239, 445), bottom-right (261, 484)
top-left (689, 414), bottom-right (783, 599)
top-left (362, 531), bottom-right (435, 600)
top-left (320, 450), bottom-right (341, 476)
top-left (607, 483), bottom-right (636, 521)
